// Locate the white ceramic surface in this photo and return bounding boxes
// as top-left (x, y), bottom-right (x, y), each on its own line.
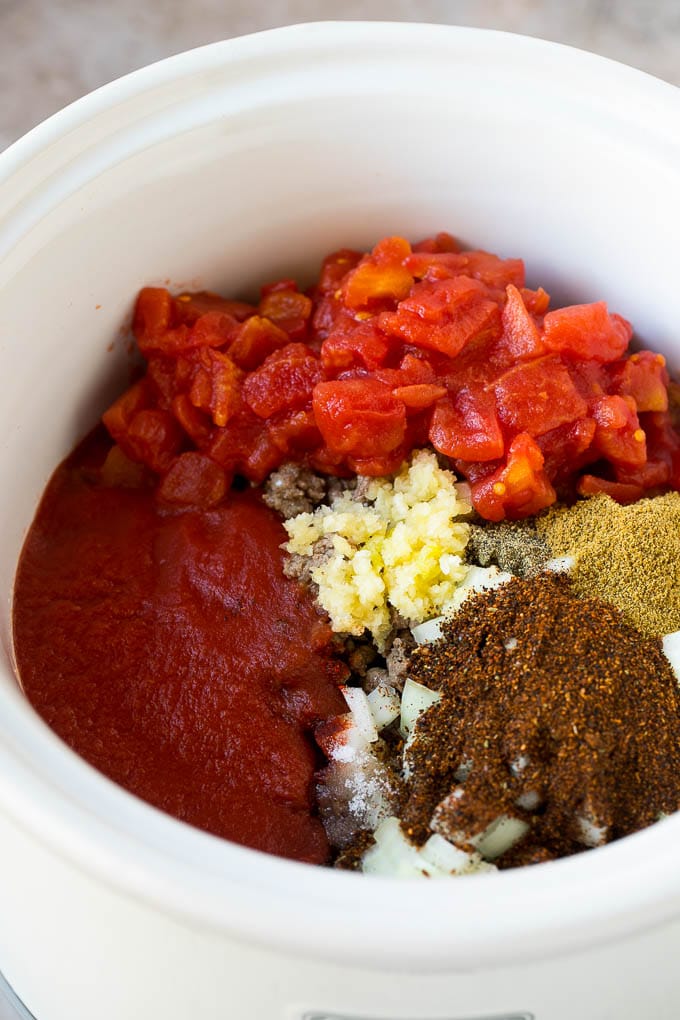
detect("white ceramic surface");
top-left (0, 22), bottom-right (679, 1020)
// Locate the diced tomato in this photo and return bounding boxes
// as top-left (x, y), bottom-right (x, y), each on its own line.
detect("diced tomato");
top-left (321, 317), bottom-right (392, 371)
top-left (188, 349), bottom-right (243, 428)
top-left (346, 446), bottom-right (409, 476)
top-left (260, 278), bottom-right (299, 298)
top-left (568, 358), bottom-right (609, 405)
top-left (498, 284), bottom-right (546, 360)
top-left (397, 276), bottom-right (488, 322)
top-left (380, 294), bottom-right (500, 359)
top-left (243, 344), bottom-right (323, 419)
top-left (258, 288), bottom-right (312, 340)
top-left (107, 238), bottom-right (680, 519)
top-left (100, 445), bottom-right (148, 489)
top-left (103, 378), bottom-right (153, 444)
top-left (411, 232), bottom-right (461, 254)
top-left (615, 458), bottom-right (671, 490)
top-left (375, 354), bottom-right (436, 388)
top-left (307, 446), bottom-right (353, 477)
top-left (227, 315), bottom-right (290, 370)
top-left (132, 288), bottom-right (191, 356)
top-left (317, 249), bottom-right (363, 293)
top-left (132, 288), bottom-right (174, 346)
top-left (590, 394), bottom-right (647, 467)
top-left (311, 293), bottom-right (344, 341)
top-left (429, 391), bottom-right (504, 461)
top-left (543, 302), bottom-right (632, 362)
top-left (521, 287), bottom-right (550, 316)
top-left (185, 311), bottom-right (239, 350)
top-left (609, 350), bottom-right (669, 413)
top-left (639, 410), bottom-right (680, 489)
top-left (342, 236), bottom-right (414, 310)
top-left (118, 408), bottom-right (184, 474)
top-left (208, 408), bottom-right (282, 483)
top-left (392, 383), bottom-right (447, 411)
top-left (493, 356), bottom-right (588, 437)
top-left (173, 290), bottom-right (256, 324)
top-left (536, 417), bottom-right (597, 483)
top-left (145, 356), bottom-right (180, 407)
top-left (171, 394), bottom-right (213, 447)
top-left (462, 251), bottom-right (525, 291)
top-left (157, 452), bottom-right (229, 509)
top-left (576, 475), bottom-right (645, 503)
top-left (404, 251), bottom-right (469, 281)
top-left (312, 378), bottom-right (407, 458)
top-left (267, 409), bottom-right (322, 454)
top-left (471, 433), bottom-right (556, 521)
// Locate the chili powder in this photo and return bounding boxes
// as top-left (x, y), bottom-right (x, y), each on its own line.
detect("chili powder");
top-left (403, 574), bottom-right (680, 863)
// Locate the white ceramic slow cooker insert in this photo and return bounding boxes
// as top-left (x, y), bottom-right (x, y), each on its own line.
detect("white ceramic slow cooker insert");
top-left (0, 22), bottom-right (679, 1020)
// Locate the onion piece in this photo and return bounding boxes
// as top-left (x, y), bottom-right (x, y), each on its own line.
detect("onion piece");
top-left (362, 818), bottom-right (495, 877)
top-left (399, 677), bottom-right (442, 738)
top-left (419, 833), bottom-right (489, 875)
top-left (410, 616), bottom-right (445, 645)
top-left (341, 686), bottom-right (378, 746)
top-left (446, 565), bottom-right (513, 614)
top-left (367, 685), bottom-right (400, 730)
top-left (663, 631), bottom-right (680, 682)
top-left (471, 814), bottom-right (530, 861)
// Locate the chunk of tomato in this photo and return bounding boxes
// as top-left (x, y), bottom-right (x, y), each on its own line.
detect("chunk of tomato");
top-left (157, 452), bottom-right (229, 509)
top-left (492, 356), bottom-right (588, 437)
top-left (542, 301), bottom-right (632, 362)
top-left (470, 434), bottom-right (556, 521)
top-left (498, 284), bottom-right (545, 360)
top-left (312, 378), bottom-right (407, 458)
top-left (243, 344), bottom-right (323, 419)
top-left (227, 315), bottom-right (290, 370)
top-left (591, 394), bottom-right (647, 466)
top-left (609, 350), bottom-right (669, 413)
top-left (429, 391), bottom-right (504, 461)
top-left (342, 237), bottom-right (414, 310)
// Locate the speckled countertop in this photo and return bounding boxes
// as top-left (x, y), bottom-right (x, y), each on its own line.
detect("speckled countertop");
top-left (1, 0), bottom-right (679, 151)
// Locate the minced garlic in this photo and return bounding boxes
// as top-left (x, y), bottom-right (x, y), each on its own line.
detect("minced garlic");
top-left (283, 450), bottom-right (472, 649)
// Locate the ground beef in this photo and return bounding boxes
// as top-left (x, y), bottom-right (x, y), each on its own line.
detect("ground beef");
top-left (262, 461), bottom-right (327, 518)
top-left (282, 535), bottom-right (334, 587)
top-left (385, 632), bottom-right (416, 689)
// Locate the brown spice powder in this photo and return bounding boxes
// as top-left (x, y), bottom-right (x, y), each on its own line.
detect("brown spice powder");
top-left (402, 574), bottom-right (680, 863)
top-left (537, 492), bottom-right (680, 637)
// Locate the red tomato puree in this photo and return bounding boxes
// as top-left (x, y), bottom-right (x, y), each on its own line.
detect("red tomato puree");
top-left (13, 433), bottom-right (347, 863)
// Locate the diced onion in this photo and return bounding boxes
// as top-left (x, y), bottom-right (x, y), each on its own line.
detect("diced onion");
top-left (362, 818), bottom-right (494, 878)
top-left (341, 686), bottom-right (378, 746)
top-left (419, 833), bottom-right (486, 875)
top-left (367, 685), bottom-right (401, 730)
top-left (399, 677), bottom-right (442, 738)
top-left (410, 616), bottom-right (445, 645)
top-left (446, 565), bottom-right (513, 614)
top-left (663, 631), bottom-right (680, 682)
top-left (471, 814), bottom-right (530, 861)
top-left (576, 813), bottom-right (607, 848)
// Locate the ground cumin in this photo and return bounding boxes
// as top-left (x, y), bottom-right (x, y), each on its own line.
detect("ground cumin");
top-left (537, 492), bottom-right (680, 636)
top-left (402, 574), bottom-right (680, 864)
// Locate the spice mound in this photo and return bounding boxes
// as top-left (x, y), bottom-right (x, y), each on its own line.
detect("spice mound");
top-left (403, 574), bottom-right (680, 864)
top-left (537, 491), bottom-right (680, 637)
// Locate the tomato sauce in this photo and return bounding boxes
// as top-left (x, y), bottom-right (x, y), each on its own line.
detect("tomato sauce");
top-left (13, 433), bottom-right (347, 863)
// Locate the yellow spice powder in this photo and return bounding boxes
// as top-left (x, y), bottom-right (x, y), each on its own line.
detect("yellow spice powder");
top-left (537, 492), bottom-right (680, 637)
